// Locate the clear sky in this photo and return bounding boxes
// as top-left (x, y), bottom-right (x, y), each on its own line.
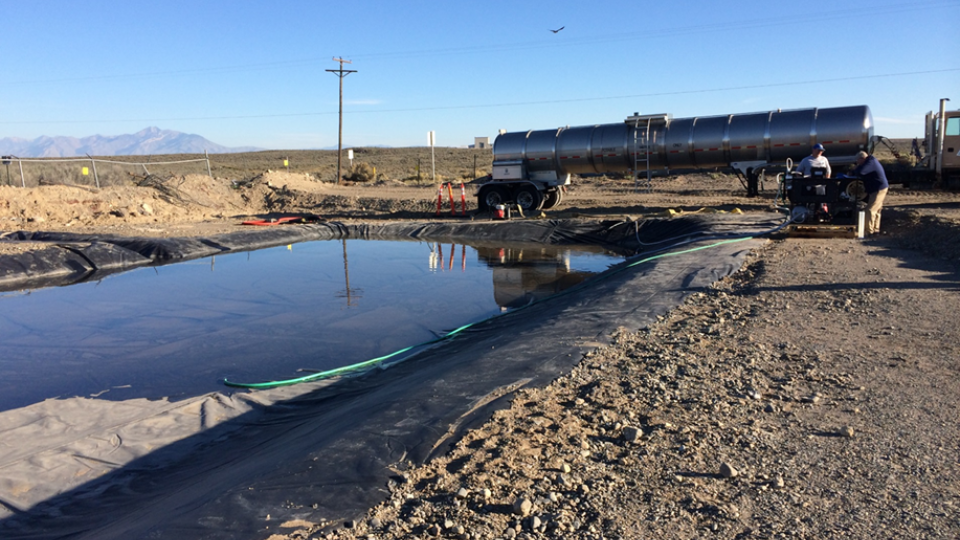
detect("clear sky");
top-left (1, 0), bottom-right (957, 150)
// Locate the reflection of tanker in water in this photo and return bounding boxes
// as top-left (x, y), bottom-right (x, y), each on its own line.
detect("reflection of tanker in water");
top-left (475, 246), bottom-right (605, 309)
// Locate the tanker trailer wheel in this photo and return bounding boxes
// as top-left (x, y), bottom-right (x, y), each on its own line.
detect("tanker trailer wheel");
top-left (478, 184), bottom-right (509, 212)
top-left (542, 188), bottom-right (564, 210)
top-left (514, 184), bottom-right (544, 213)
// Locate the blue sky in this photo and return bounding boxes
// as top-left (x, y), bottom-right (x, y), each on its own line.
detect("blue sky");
top-left (1, 0), bottom-right (957, 149)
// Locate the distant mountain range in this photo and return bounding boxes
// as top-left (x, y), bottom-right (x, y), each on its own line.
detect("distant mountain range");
top-left (0, 127), bottom-right (261, 158)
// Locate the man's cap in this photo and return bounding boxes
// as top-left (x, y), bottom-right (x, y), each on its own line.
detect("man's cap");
top-left (812, 143), bottom-right (825, 151)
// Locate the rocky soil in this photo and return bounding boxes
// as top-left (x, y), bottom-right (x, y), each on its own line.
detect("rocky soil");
top-left (1, 163), bottom-right (959, 540)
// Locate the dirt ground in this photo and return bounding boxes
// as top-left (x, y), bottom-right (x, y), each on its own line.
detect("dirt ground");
top-left (1, 169), bottom-right (959, 539)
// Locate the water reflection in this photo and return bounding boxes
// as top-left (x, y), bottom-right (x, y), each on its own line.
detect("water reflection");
top-left (424, 243), bottom-right (611, 310)
top-left (477, 246), bottom-right (597, 310)
top-left (336, 239), bottom-right (363, 308)
top-left (428, 243), bottom-right (467, 272)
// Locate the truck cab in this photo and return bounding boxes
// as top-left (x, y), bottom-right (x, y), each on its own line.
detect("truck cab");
top-left (922, 100), bottom-right (960, 184)
top-left (941, 110), bottom-right (960, 174)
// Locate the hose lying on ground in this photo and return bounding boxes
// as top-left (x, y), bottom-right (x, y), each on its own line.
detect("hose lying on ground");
top-left (223, 214), bottom-right (790, 390)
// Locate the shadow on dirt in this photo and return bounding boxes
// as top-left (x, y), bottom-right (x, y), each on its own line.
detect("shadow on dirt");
top-left (872, 208), bottom-right (960, 279)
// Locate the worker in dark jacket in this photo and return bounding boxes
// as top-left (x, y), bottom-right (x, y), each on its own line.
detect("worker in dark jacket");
top-left (852, 151), bottom-right (889, 235)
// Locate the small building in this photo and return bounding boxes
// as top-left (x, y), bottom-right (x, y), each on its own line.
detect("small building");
top-left (471, 137), bottom-right (491, 149)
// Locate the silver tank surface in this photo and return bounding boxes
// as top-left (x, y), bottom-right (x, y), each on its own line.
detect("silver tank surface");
top-left (492, 105), bottom-right (873, 177)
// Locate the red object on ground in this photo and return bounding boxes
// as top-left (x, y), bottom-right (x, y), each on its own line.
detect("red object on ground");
top-left (241, 216), bottom-right (320, 226)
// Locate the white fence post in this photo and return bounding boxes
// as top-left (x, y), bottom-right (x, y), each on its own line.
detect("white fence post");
top-left (87, 155), bottom-right (100, 189)
top-left (428, 131), bottom-right (436, 183)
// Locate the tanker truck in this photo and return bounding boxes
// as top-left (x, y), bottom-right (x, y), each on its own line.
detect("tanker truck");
top-left (480, 101), bottom-right (959, 212)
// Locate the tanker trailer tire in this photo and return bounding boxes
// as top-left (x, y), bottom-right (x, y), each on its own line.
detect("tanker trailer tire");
top-left (478, 184), bottom-right (509, 212)
top-left (514, 184), bottom-right (545, 212)
top-left (542, 188), bottom-right (564, 210)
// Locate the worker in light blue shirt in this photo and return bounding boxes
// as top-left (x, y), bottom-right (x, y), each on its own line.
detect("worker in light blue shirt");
top-left (852, 151), bottom-right (889, 235)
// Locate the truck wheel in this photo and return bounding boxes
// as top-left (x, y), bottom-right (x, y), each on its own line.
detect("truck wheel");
top-left (542, 188), bottom-right (563, 210)
top-left (478, 185), bottom-right (508, 211)
top-left (514, 185), bottom-right (544, 212)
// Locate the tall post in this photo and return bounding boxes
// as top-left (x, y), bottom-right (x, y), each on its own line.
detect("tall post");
top-left (327, 57), bottom-right (357, 185)
top-left (936, 97), bottom-right (950, 180)
top-left (87, 154), bottom-right (100, 189)
top-left (428, 131), bottom-right (436, 183)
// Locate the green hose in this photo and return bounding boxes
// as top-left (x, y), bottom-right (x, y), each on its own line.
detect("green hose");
top-left (223, 321), bottom-right (474, 389)
top-left (222, 236), bottom-right (754, 389)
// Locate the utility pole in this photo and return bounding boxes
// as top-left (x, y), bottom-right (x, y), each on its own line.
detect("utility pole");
top-left (327, 57), bottom-right (357, 185)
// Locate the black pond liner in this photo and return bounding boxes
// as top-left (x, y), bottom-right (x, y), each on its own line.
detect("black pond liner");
top-left (0, 214), bottom-right (781, 539)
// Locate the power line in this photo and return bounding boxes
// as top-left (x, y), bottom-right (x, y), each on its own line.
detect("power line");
top-left (338, 68), bottom-right (960, 115)
top-left (5, 58), bottom-right (322, 86)
top-left (1, 67), bottom-right (956, 126)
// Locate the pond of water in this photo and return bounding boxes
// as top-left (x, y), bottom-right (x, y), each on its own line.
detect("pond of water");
top-left (0, 239), bottom-right (624, 411)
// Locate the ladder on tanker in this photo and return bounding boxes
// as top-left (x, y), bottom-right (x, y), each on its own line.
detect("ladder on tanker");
top-left (632, 116), bottom-right (653, 193)
top-left (626, 113), bottom-right (669, 193)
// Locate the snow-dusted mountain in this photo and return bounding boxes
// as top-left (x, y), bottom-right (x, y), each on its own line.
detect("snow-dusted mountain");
top-left (0, 127), bottom-right (261, 157)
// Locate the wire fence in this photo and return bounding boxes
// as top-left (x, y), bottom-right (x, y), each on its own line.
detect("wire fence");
top-left (0, 148), bottom-right (495, 188)
top-left (0, 155), bottom-right (212, 189)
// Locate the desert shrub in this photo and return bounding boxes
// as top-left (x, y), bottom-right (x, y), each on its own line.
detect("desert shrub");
top-left (345, 162), bottom-right (376, 183)
top-left (461, 169), bottom-right (488, 182)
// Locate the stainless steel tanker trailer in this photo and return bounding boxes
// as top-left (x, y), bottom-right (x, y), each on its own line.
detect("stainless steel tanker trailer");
top-left (480, 105), bottom-right (875, 212)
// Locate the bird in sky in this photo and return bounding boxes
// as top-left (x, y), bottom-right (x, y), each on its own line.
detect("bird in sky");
top-left (550, 26), bottom-right (565, 33)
